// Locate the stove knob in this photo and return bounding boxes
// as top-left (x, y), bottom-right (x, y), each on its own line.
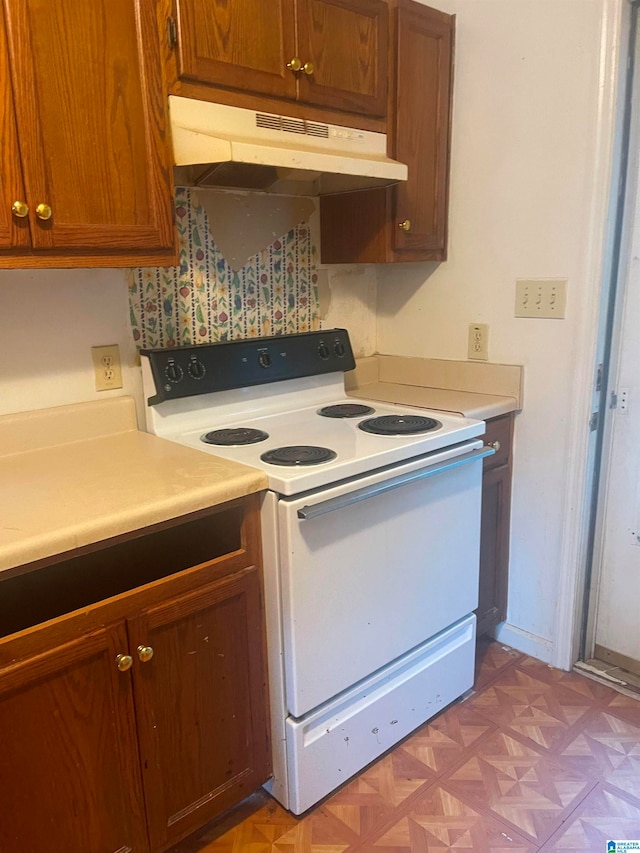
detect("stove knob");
top-left (258, 351), bottom-right (272, 368)
top-left (317, 343), bottom-right (330, 360)
top-left (164, 361), bottom-right (184, 383)
top-left (188, 358), bottom-right (206, 380)
top-left (334, 340), bottom-right (346, 358)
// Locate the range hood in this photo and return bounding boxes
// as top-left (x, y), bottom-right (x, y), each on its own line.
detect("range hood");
top-left (169, 96), bottom-right (408, 197)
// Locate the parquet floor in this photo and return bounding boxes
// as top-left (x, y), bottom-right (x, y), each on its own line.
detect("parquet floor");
top-left (169, 641), bottom-right (640, 852)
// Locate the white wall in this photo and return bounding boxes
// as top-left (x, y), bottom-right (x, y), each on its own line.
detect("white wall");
top-left (377, 0), bottom-right (618, 661)
top-left (0, 269), bottom-right (143, 420)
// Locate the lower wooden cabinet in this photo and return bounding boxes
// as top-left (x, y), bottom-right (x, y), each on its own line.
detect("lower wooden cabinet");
top-left (0, 496), bottom-right (271, 853)
top-left (476, 413), bottom-right (514, 637)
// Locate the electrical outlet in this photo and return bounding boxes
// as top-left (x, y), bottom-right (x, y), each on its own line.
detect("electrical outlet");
top-left (515, 279), bottom-right (567, 318)
top-left (468, 323), bottom-right (489, 361)
top-left (92, 344), bottom-right (123, 391)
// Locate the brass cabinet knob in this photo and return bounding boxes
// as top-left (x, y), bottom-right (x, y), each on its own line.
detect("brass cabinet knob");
top-left (11, 200), bottom-right (29, 218)
top-left (486, 440), bottom-right (501, 451)
top-left (116, 653), bottom-right (134, 672)
top-left (286, 57), bottom-right (303, 72)
top-left (398, 219), bottom-right (412, 232)
top-left (35, 203), bottom-right (52, 221)
top-left (302, 61), bottom-right (315, 76)
top-left (137, 645), bottom-right (154, 663)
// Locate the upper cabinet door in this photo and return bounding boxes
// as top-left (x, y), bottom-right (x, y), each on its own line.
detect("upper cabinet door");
top-left (392, 1), bottom-right (453, 256)
top-left (1, 0), bottom-right (175, 255)
top-left (175, 0), bottom-right (298, 100)
top-left (296, 0), bottom-right (388, 117)
top-left (0, 5), bottom-right (28, 250)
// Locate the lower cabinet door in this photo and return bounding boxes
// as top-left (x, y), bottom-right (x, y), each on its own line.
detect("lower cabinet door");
top-left (477, 464), bottom-right (511, 636)
top-left (0, 622), bottom-right (148, 853)
top-left (128, 566), bottom-right (271, 851)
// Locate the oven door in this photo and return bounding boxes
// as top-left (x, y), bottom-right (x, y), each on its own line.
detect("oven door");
top-left (277, 441), bottom-right (491, 719)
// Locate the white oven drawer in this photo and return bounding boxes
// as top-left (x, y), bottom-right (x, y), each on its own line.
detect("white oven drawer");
top-left (278, 444), bottom-right (489, 719)
top-left (285, 614), bottom-right (476, 814)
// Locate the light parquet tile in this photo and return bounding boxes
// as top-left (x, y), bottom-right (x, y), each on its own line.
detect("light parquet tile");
top-left (368, 786), bottom-right (537, 852)
top-left (399, 706), bottom-right (496, 776)
top-left (540, 784), bottom-right (640, 851)
top-left (167, 645), bottom-right (640, 853)
top-left (322, 748), bottom-right (433, 842)
top-left (468, 667), bottom-right (593, 750)
top-left (444, 730), bottom-right (593, 843)
top-left (606, 691), bottom-right (640, 727)
top-left (474, 642), bottom-right (524, 691)
top-left (559, 710), bottom-right (640, 802)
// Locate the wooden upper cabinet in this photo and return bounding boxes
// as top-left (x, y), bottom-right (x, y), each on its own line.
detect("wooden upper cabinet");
top-left (320, 0), bottom-right (453, 264)
top-left (1, 0), bottom-right (176, 266)
top-left (128, 566), bottom-right (271, 851)
top-left (0, 5), bottom-right (28, 250)
top-left (296, 0), bottom-right (388, 116)
top-left (175, 0), bottom-right (298, 100)
top-left (392, 0), bottom-right (453, 256)
top-left (171, 0), bottom-right (387, 120)
top-left (0, 623), bottom-right (148, 853)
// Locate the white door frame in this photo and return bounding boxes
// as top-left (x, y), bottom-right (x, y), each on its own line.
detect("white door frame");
top-left (552, 0), bottom-right (633, 671)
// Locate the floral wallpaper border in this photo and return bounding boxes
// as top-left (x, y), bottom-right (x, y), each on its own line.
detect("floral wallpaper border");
top-left (128, 187), bottom-right (320, 349)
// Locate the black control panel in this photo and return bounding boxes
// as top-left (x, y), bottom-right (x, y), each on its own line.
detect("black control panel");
top-left (141, 329), bottom-right (356, 406)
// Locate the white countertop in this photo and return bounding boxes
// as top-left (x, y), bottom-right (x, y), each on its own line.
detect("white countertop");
top-left (0, 397), bottom-right (267, 575)
top-left (346, 355), bottom-right (523, 420)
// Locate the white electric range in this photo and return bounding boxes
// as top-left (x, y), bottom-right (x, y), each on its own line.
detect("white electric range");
top-left (141, 329), bottom-right (491, 814)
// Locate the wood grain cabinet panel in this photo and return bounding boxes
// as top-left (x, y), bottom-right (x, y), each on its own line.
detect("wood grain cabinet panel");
top-left (0, 5), bottom-right (28, 250)
top-left (175, 0), bottom-right (298, 100)
top-left (296, 0), bottom-right (388, 116)
top-left (0, 0), bottom-right (176, 267)
top-left (320, 0), bottom-right (453, 264)
top-left (0, 623), bottom-right (148, 853)
top-left (171, 0), bottom-right (387, 120)
top-left (476, 413), bottom-right (514, 638)
top-left (0, 498), bottom-right (270, 853)
top-left (130, 567), bottom-right (271, 851)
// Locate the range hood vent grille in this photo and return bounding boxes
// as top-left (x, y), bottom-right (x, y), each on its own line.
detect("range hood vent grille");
top-left (169, 98), bottom-right (408, 196)
top-left (256, 112), bottom-right (330, 139)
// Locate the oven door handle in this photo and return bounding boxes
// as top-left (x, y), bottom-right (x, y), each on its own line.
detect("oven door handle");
top-left (296, 447), bottom-right (494, 520)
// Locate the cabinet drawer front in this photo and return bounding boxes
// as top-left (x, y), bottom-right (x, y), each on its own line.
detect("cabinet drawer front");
top-left (483, 414), bottom-right (513, 470)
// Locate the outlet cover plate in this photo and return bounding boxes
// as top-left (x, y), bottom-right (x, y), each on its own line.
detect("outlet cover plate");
top-left (468, 323), bottom-right (489, 361)
top-left (92, 344), bottom-right (123, 391)
top-left (515, 279), bottom-right (567, 318)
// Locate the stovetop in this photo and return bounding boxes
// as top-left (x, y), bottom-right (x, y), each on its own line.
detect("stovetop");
top-left (141, 331), bottom-right (486, 495)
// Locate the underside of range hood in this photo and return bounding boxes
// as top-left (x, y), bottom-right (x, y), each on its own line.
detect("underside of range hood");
top-left (169, 96), bottom-right (408, 197)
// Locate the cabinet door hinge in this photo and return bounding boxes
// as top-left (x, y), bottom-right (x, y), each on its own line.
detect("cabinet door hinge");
top-left (595, 362), bottom-right (603, 392)
top-left (589, 411), bottom-right (600, 432)
top-left (167, 16), bottom-right (178, 50)
top-left (610, 390), bottom-right (618, 410)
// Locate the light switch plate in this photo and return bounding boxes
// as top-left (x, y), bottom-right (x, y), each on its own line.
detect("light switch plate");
top-left (515, 279), bottom-right (567, 318)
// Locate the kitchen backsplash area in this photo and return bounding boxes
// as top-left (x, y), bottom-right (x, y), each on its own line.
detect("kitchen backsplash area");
top-left (128, 188), bottom-right (320, 349)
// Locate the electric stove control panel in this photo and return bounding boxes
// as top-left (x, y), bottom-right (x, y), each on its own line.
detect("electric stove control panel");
top-left (141, 329), bottom-right (356, 405)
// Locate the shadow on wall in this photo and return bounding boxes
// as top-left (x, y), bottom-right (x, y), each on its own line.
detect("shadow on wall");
top-left (127, 188), bottom-right (320, 349)
top-left (375, 262), bottom-right (441, 319)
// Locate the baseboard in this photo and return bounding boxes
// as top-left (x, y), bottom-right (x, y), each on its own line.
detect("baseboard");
top-left (494, 622), bottom-right (554, 664)
top-left (594, 644), bottom-right (640, 678)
